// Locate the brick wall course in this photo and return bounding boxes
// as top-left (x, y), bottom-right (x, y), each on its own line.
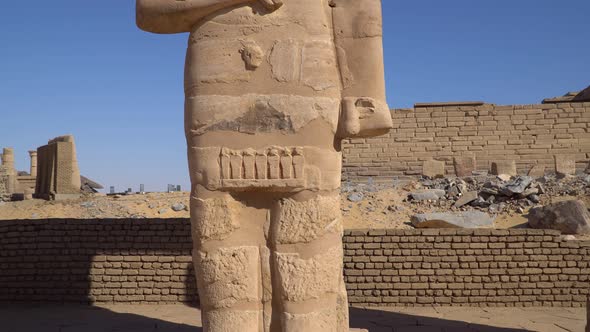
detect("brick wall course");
top-left (342, 102), bottom-right (590, 182)
top-left (0, 219), bottom-right (588, 307)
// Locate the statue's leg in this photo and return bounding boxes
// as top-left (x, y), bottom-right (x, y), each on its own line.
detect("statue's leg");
top-left (190, 187), bottom-right (267, 332)
top-left (270, 190), bottom-right (349, 332)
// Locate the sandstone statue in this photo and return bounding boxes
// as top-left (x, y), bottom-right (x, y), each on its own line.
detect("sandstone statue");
top-left (136, 0), bottom-right (392, 330)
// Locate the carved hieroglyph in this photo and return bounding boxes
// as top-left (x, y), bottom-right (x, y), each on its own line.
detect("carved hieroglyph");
top-left (136, 0), bottom-right (392, 330)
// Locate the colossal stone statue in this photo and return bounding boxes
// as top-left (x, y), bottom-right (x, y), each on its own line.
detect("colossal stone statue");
top-left (137, 0), bottom-right (392, 330)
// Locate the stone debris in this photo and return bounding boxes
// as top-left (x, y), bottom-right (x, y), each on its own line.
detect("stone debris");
top-left (453, 191), bottom-right (478, 208)
top-left (408, 189), bottom-right (446, 202)
top-left (411, 211), bottom-right (495, 229)
top-left (347, 192), bottom-right (364, 202)
top-left (171, 203), bottom-right (187, 212)
top-left (80, 202), bottom-right (95, 208)
top-left (500, 176), bottom-right (533, 196)
top-left (528, 200), bottom-right (590, 235)
top-left (414, 172), bottom-right (589, 216)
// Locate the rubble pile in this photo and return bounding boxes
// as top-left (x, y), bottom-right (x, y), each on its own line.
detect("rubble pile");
top-left (411, 173), bottom-right (590, 215)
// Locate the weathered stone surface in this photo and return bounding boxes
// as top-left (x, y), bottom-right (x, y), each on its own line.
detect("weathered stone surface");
top-left (528, 165), bottom-right (546, 178)
top-left (453, 156), bottom-right (476, 177)
top-left (528, 200), bottom-right (590, 235)
top-left (422, 160), bottom-right (445, 179)
top-left (491, 160), bottom-right (517, 176)
top-left (454, 191), bottom-right (478, 208)
top-left (196, 247), bottom-right (260, 309)
top-left (276, 246), bottom-right (342, 302)
top-left (555, 155), bottom-right (576, 177)
top-left (35, 135), bottom-right (82, 200)
top-left (137, 0), bottom-right (390, 329)
top-left (276, 195), bottom-right (341, 244)
top-left (191, 197), bottom-right (239, 242)
top-left (411, 211), bottom-right (495, 229)
top-left (283, 309), bottom-right (338, 332)
top-left (409, 189), bottom-right (446, 201)
top-left (501, 176), bottom-right (533, 196)
top-left (204, 310), bottom-right (261, 332)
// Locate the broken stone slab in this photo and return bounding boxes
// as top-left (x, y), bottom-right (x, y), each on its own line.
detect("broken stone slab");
top-left (554, 155), bottom-right (576, 178)
top-left (500, 176), bottom-right (533, 196)
top-left (528, 194), bottom-right (540, 204)
top-left (454, 191), bottom-right (478, 208)
top-left (528, 200), bottom-right (590, 235)
top-left (491, 160), bottom-right (517, 176)
top-left (453, 156), bottom-right (476, 177)
top-left (409, 189), bottom-right (446, 201)
top-left (171, 203), bottom-right (187, 212)
top-left (411, 211), bottom-right (495, 229)
top-left (528, 165), bottom-right (546, 178)
top-left (496, 174), bottom-right (512, 182)
top-left (347, 192), bottom-right (364, 202)
top-left (422, 159), bottom-right (445, 179)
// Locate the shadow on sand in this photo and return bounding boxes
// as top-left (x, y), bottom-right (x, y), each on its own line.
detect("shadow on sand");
top-left (1, 305), bottom-right (531, 332)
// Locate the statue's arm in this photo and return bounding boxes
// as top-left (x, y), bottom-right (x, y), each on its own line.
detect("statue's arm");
top-left (137, 0), bottom-right (282, 34)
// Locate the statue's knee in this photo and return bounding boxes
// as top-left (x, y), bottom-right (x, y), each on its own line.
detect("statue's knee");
top-left (274, 245), bottom-right (343, 303)
top-left (195, 246), bottom-right (261, 309)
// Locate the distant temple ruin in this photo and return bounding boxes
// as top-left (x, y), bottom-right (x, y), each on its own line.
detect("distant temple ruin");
top-left (0, 135), bottom-right (102, 201)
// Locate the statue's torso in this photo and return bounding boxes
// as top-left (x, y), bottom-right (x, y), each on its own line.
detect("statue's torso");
top-left (184, 0), bottom-right (343, 193)
top-left (185, 0), bottom-right (340, 99)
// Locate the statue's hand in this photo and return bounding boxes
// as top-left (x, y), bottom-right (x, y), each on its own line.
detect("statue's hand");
top-left (337, 97), bottom-right (393, 139)
top-left (258, 0), bottom-right (283, 11)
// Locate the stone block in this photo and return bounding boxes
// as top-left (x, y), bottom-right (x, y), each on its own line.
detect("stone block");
top-left (453, 156), bottom-right (476, 177)
top-left (195, 246), bottom-right (261, 309)
top-left (528, 165), bottom-right (546, 178)
top-left (491, 160), bottom-right (517, 176)
top-left (204, 310), bottom-right (261, 332)
top-left (283, 309), bottom-right (337, 332)
top-left (422, 160), bottom-right (445, 179)
top-left (554, 155), bottom-right (576, 177)
top-left (276, 246), bottom-right (342, 302)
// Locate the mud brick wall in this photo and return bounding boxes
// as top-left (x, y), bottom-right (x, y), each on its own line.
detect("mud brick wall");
top-left (342, 102), bottom-right (590, 183)
top-left (0, 219), bottom-right (588, 307)
top-left (344, 229), bottom-right (590, 307)
top-left (0, 218), bottom-right (197, 304)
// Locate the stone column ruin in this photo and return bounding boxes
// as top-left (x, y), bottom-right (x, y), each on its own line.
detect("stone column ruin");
top-left (29, 150), bottom-right (38, 178)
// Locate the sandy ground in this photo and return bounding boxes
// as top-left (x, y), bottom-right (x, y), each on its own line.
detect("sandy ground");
top-left (0, 304), bottom-right (586, 332)
top-left (0, 184), bottom-right (588, 236)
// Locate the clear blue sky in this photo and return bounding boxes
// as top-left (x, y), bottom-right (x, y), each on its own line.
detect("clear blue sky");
top-left (1, 1), bottom-right (588, 192)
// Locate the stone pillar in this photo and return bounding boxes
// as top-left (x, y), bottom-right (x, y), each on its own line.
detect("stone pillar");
top-left (2, 148), bottom-right (16, 194)
top-left (2, 148), bottom-right (14, 171)
top-left (29, 150), bottom-right (38, 177)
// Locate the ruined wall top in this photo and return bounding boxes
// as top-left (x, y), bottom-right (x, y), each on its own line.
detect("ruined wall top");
top-left (48, 135), bottom-right (75, 144)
